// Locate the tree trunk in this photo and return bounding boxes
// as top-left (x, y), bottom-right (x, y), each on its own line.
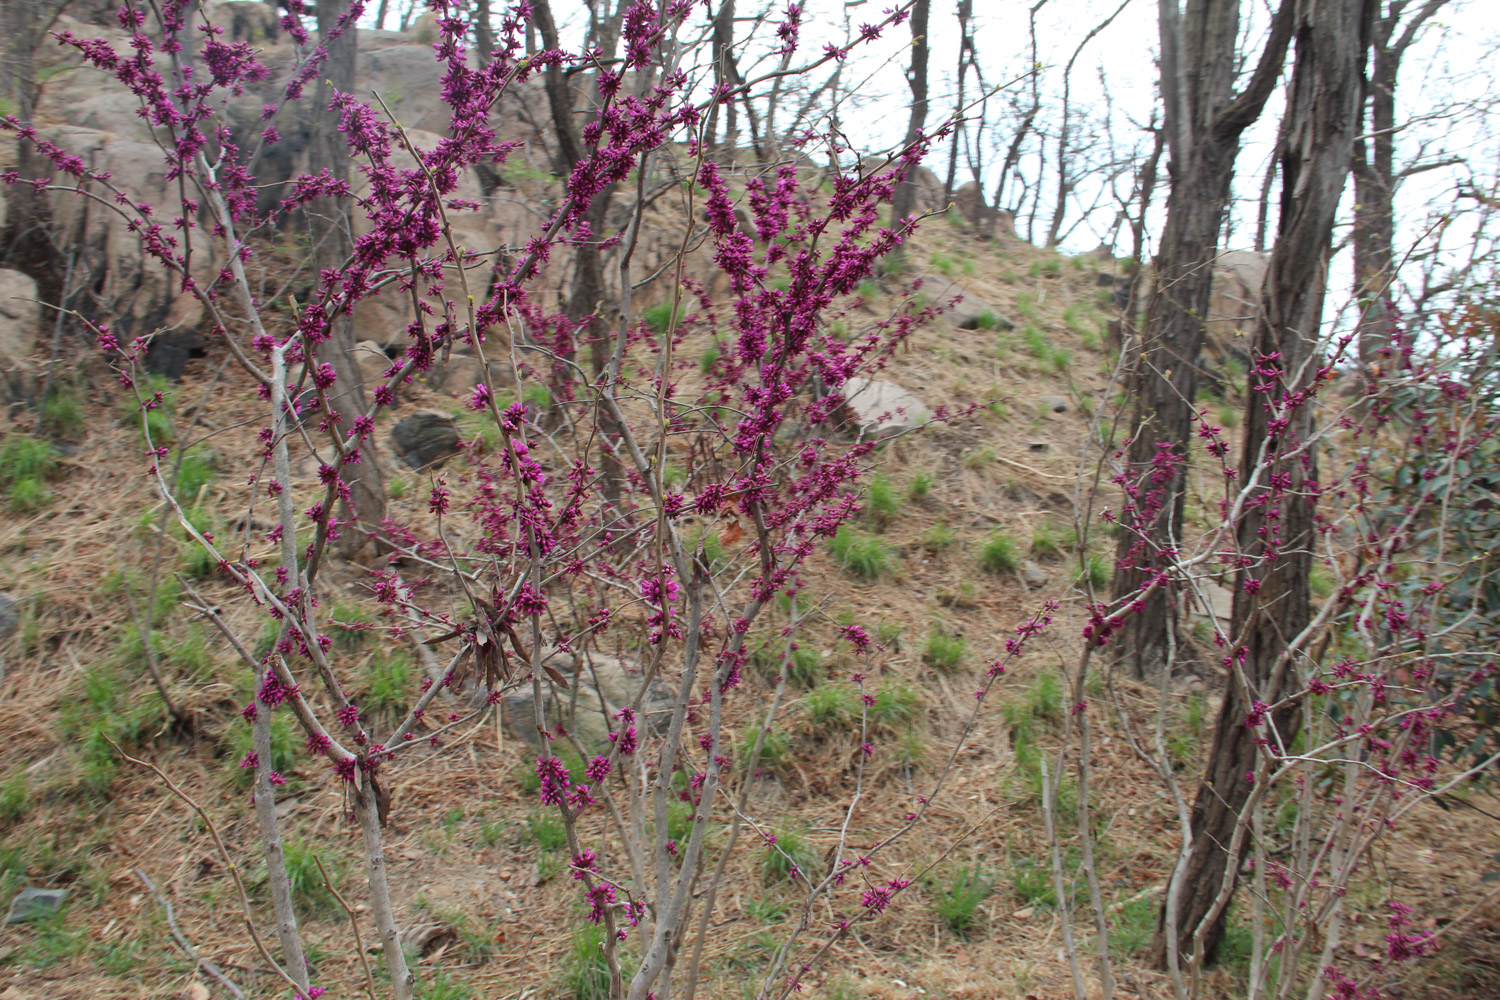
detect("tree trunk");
top-left (707, 0), bottom-right (738, 152)
top-left (1111, 0), bottom-right (1292, 682)
top-left (942, 0), bottom-right (973, 206)
top-left (1152, 0), bottom-right (1375, 969)
top-left (310, 0), bottom-right (386, 545)
top-left (473, 0), bottom-right (495, 61)
top-left (1, 0), bottom-right (56, 296)
top-left (888, 0), bottom-right (931, 247)
top-left (1352, 0), bottom-right (1448, 370)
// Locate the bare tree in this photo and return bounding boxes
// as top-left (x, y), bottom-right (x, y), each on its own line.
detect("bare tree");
top-left (1351, 0), bottom-right (1450, 366)
top-left (941, 0), bottom-right (974, 205)
top-left (1110, 0), bottom-right (1293, 682)
top-left (1153, 0), bottom-right (1376, 968)
top-left (1044, 0), bottom-right (1133, 248)
top-left (888, 0), bottom-right (931, 252)
top-left (307, 0), bottom-right (386, 545)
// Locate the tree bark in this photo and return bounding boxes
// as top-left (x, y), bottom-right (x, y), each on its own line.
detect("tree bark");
top-left (888, 0), bottom-right (931, 250)
top-left (310, 0), bottom-right (386, 546)
top-left (1152, 0), bottom-right (1375, 969)
top-left (1352, 0), bottom-right (1448, 369)
top-left (1111, 0), bottom-right (1293, 682)
top-left (942, 0), bottom-right (973, 206)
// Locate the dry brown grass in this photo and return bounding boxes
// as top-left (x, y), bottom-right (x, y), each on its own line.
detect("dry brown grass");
top-left (1, 220), bottom-right (1496, 1000)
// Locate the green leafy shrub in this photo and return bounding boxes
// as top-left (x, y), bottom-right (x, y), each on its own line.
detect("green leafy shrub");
top-left (1078, 552), bottom-right (1112, 589)
top-left (331, 601), bottom-right (377, 650)
top-left (873, 682), bottom-right (922, 726)
top-left (643, 301), bottom-right (681, 333)
top-left (564, 923), bottom-right (612, 1000)
top-left (1025, 672), bottom-right (1064, 723)
top-left (174, 449), bottom-right (216, 501)
top-left (921, 520), bottom-right (956, 552)
top-left (527, 811), bottom-right (568, 853)
top-left (700, 339), bottom-right (722, 373)
top-left (783, 646), bottom-right (822, 688)
top-left (43, 384), bottom-right (86, 436)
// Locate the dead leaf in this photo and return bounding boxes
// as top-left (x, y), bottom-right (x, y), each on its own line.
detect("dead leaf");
top-left (186, 983), bottom-right (211, 1000)
top-left (718, 518), bottom-right (743, 548)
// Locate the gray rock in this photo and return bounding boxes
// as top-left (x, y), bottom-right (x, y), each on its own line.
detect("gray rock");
top-left (839, 377), bottom-right (931, 434)
top-left (1027, 442), bottom-right (1049, 453)
top-left (917, 275), bottom-right (1012, 331)
top-left (1020, 561), bottom-right (1049, 589)
top-left (500, 651), bottom-right (672, 752)
top-left (0, 270), bottom-right (40, 381)
top-left (5, 888), bottom-right (67, 925)
top-left (1038, 395), bottom-right (1069, 414)
top-left (1095, 272), bottom-right (1117, 287)
top-left (390, 409), bottom-right (463, 469)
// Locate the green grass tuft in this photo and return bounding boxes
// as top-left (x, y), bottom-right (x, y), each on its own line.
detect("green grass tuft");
top-left (979, 533), bottom-right (1021, 574)
top-left (930, 863), bottom-right (994, 936)
top-left (829, 527), bottom-right (896, 579)
top-left (922, 627), bottom-right (967, 672)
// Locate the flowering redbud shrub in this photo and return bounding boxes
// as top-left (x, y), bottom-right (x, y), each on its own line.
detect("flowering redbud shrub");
top-left (9, 2), bottom-right (1497, 998)
top-left (4, 2), bottom-right (1057, 998)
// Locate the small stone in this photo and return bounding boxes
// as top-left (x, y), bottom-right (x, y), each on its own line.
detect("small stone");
top-left (5, 888), bottom-right (67, 925)
top-left (1095, 271), bottom-right (1116, 286)
top-left (1038, 395), bottom-right (1069, 414)
top-left (1027, 442), bottom-right (1049, 452)
top-left (1020, 561), bottom-right (1049, 589)
top-left (1014, 906), bottom-right (1035, 920)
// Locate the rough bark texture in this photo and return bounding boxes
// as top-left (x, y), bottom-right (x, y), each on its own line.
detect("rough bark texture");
top-left (1111, 0), bottom-right (1292, 682)
top-left (310, 0), bottom-right (386, 543)
top-left (887, 0), bottom-right (931, 244)
top-left (1152, 0), bottom-right (1375, 969)
top-left (1352, 1), bottom-right (1447, 369)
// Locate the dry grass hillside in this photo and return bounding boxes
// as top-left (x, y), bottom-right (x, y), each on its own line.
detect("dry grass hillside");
top-left (1, 207), bottom-right (1498, 1000)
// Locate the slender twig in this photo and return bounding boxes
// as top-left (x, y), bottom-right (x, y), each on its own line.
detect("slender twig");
top-left (135, 869), bottom-right (248, 1000)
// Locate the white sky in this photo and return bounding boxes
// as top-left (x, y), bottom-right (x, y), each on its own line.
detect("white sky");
top-left (360, 0), bottom-right (1500, 323)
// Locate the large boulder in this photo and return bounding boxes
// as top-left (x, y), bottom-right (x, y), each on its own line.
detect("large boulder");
top-left (500, 651), bottom-right (672, 751)
top-left (39, 127), bottom-right (207, 344)
top-left (390, 409), bottom-right (463, 469)
top-left (0, 270), bottom-right (41, 394)
top-left (917, 275), bottom-right (1012, 330)
top-left (1206, 250), bottom-right (1268, 343)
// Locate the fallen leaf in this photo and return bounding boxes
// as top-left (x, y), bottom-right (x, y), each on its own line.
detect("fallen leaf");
top-left (719, 518), bottom-right (743, 548)
top-left (186, 983), bottom-right (211, 1000)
